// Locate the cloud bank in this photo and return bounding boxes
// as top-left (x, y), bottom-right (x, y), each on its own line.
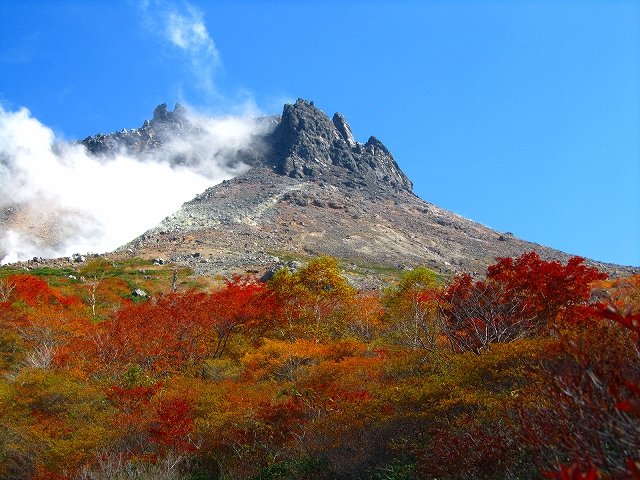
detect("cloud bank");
top-left (0, 105), bottom-right (270, 264)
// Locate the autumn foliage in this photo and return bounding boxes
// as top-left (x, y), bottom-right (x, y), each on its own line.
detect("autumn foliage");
top-left (0, 254), bottom-right (637, 479)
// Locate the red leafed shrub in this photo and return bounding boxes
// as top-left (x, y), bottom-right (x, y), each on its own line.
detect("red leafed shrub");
top-left (520, 305), bottom-right (640, 479)
top-left (415, 421), bottom-right (525, 480)
top-left (8, 274), bottom-right (77, 307)
top-left (437, 273), bottom-right (539, 353)
top-left (437, 253), bottom-right (607, 353)
top-left (544, 463), bottom-right (600, 480)
top-left (92, 276), bottom-right (274, 375)
top-left (105, 383), bottom-right (163, 414)
top-left (148, 398), bottom-right (195, 453)
top-left (485, 252), bottom-right (607, 326)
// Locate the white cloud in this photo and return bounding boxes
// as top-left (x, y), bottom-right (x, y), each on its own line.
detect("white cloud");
top-left (167, 5), bottom-right (214, 53)
top-left (141, 1), bottom-right (221, 94)
top-left (0, 104), bottom-right (271, 263)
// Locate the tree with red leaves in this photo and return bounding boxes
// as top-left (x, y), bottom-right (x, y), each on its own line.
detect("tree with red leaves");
top-left (486, 252), bottom-right (607, 326)
top-left (148, 398), bottom-right (195, 454)
top-left (519, 304), bottom-right (640, 479)
top-left (437, 252), bottom-right (607, 353)
top-left (437, 272), bottom-right (538, 353)
top-left (193, 276), bottom-right (274, 359)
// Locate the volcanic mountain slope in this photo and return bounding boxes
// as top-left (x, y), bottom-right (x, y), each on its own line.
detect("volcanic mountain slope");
top-left (113, 99), bottom-right (630, 280)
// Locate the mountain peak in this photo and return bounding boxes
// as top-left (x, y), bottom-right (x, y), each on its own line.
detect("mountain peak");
top-left (7, 99), bottom-right (631, 278)
top-left (150, 102), bottom-right (188, 125)
top-left (267, 98), bottom-right (413, 194)
top-left (80, 98), bottom-right (412, 194)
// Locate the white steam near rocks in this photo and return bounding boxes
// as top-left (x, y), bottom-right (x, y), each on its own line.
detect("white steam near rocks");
top-left (0, 105), bottom-right (270, 264)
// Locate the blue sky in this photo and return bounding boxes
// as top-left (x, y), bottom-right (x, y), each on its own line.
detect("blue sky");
top-left (1, 0), bottom-right (638, 266)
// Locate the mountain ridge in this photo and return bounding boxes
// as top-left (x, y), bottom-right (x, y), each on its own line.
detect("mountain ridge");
top-left (110, 99), bottom-right (632, 280)
top-left (6, 99), bottom-right (635, 280)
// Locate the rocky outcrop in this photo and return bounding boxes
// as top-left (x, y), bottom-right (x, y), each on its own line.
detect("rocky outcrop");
top-left (266, 99), bottom-right (413, 194)
top-left (333, 113), bottom-right (356, 147)
top-left (79, 103), bottom-right (279, 172)
top-left (81, 99), bottom-right (413, 196)
top-left (150, 102), bottom-right (188, 125)
top-left (80, 102), bottom-right (194, 156)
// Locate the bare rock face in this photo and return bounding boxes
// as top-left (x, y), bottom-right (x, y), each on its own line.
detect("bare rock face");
top-left (80, 102), bottom-right (192, 156)
top-left (333, 112), bottom-right (356, 147)
top-left (150, 102), bottom-right (186, 125)
top-left (79, 103), bottom-right (279, 171)
top-left (80, 99), bottom-right (413, 197)
top-left (79, 99), bottom-right (413, 198)
top-left (266, 99), bottom-right (413, 194)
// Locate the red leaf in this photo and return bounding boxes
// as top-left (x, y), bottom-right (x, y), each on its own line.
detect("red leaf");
top-left (628, 459), bottom-right (640, 480)
top-left (545, 463), bottom-right (600, 480)
top-left (616, 399), bottom-right (640, 414)
top-left (598, 306), bottom-right (640, 332)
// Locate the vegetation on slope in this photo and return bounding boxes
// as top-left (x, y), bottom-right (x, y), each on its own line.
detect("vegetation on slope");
top-left (0, 254), bottom-right (638, 479)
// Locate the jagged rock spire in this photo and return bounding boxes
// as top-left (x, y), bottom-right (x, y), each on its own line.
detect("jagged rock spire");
top-left (333, 112), bottom-right (356, 147)
top-left (151, 103), bottom-right (188, 125)
top-left (268, 99), bottom-right (413, 193)
top-left (81, 98), bottom-right (413, 194)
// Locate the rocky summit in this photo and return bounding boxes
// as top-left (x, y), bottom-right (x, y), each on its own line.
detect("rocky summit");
top-left (266, 99), bottom-right (413, 193)
top-left (81, 102), bottom-right (278, 171)
top-left (105, 99), bottom-right (630, 282)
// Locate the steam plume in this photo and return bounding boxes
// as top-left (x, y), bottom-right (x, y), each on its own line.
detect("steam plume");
top-left (0, 104), bottom-right (271, 264)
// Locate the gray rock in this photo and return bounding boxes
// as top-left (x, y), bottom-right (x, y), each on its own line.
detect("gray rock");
top-left (285, 261), bottom-right (304, 272)
top-left (80, 103), bottom-right (278, 171)
top-left (267, 99), bottom-right (413, 193)
top-left (294, 196), bottom-right (309, 206)
top-left (81, 98), bottom-right (410, 196)
top-left (132, 288), bottom-right (148, 297)
top-left (332, 112), bottom-right (356, 147)
top-left (259, 267), bottom-right (278, 283)
top-left (259, 260), bottom-right (304, 283)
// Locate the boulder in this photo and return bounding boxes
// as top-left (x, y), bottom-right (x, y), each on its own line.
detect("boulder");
top-left (259, 260), bottom-right (304, 283)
